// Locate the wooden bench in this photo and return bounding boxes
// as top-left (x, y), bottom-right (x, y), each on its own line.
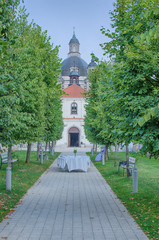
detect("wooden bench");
top-left (0, 152), bottom-right (19, 170)
top-left (118, 157), bottom-right (136, 176)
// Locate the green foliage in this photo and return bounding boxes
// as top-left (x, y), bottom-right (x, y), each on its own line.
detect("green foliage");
top-left (0, 0), bottom-right (27, 146)
top-left (0, 0), bottom-right (63, 149)
top-left (73, 149), bottom-right (77, 156)
top-left (85, 62), bottom-right (120, 147)
top-left (44, 83), bottom-right (63, 143)
top-left (95, 0), bottom-right (159, 157)
top-left (84, 66), bottom-right (101, 144)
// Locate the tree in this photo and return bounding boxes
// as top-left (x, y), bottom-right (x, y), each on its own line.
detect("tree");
top-left (84, 65), bottom-right (102, 146)
top-left (0, 0), bottom-right (28, 154)
top-left (1, 1), bottom-right (63, 165)
top-left (100, 0), bottom-right (159, 159)
top-left (39, 34), bottom-right (63, 156)
top-left (0, 0), bottom-right (28, 189)
top-left (44, 86), bottom-right (63, 154)
top-left (12, 23), bottom-right (62, 163)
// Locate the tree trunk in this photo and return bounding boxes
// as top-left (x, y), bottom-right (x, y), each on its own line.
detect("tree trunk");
top-left (45, 142), bottom-right (48, 153)
top-left (105, 144), bottom-right (109, 161)
top-left (26, 143), bottom-right (32, 163)
top-left (114, 144), bottom-right (117, 167)
top-left (126, 145), bottom-right (131, 177)
top-left (95, 143), bottom-right (97, 153)
top-left (7, 145), bottom-right (12, 168)
top-left (51, 141), bottom-right (54, 156)
top-left (37, 142), bottom-right (40, 161)
top-left (49, 142), bottom-right (51, 153)
top-left (93, 143), bottom-right (95, 152)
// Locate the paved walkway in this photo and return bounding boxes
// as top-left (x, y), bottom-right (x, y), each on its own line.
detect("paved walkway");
top-left (0, 154), bottom-right (148, 240)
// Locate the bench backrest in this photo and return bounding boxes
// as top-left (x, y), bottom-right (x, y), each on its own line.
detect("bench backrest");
top-left (129, 157), bottom-right (136, 166)
top-left (1, 152), bottom-right (8, 162)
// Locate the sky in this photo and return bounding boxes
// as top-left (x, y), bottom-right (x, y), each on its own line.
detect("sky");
top-left (23, 0), bottom-right (115, 64)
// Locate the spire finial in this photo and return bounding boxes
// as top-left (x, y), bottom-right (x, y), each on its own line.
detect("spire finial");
top-left (73, 27), bottom-right (75, 36)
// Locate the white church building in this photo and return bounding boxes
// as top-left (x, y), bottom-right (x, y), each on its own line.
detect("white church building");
top-left (55, 32), bottom-right (96, 150)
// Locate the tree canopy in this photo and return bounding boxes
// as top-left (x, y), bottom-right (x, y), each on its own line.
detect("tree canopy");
top-left (85, 0), bottom-right (159, 158)
top-left (0, 0), bottom-right (63, 160)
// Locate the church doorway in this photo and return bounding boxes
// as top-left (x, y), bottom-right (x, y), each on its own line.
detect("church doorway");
top-left (68, 127), bottom-right (80, 147)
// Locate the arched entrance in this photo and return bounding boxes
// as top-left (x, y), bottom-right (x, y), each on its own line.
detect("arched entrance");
top-left (68, 127), bottom-right (80, 147)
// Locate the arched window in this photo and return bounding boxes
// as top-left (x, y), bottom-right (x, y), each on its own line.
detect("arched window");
top-left (73, 45), bottom-right (76, 52)
top-left (71, 102), bottom-right (77, 114)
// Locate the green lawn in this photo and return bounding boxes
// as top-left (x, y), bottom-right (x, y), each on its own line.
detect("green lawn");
top-left (88, 151), bottom-right (159, 240)
top-left (0, 150), bottom-right (60, 223)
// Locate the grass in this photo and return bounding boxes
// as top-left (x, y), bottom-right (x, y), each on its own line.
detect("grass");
top-left (0, 150), bottom-right (60, 223)
top-left (87, 151), bottom-right (159, 240)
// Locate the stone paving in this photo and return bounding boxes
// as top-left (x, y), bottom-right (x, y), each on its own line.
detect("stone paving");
top-left (0, 153), bottom-right (149, 240)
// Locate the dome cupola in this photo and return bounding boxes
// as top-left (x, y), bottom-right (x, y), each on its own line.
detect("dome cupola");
top-left (88, 58), bottom-right (97, 68)
top-left (69, 33), bottom-right (79, 45)
top-left (68, 29), bottom-right (80, 58)
top-left (87, 58), bottom-right (97, 72)
top-left (61, 56), bottom-right (87, 76)
top-left (69, 70), bottom-right (79, 85)
top-left (70, 70), bottom-right (79, 76)
top-left (61, 30), bottom-right (88, 77)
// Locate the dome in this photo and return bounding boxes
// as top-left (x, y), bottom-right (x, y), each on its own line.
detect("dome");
top-left (88, 58), bottom-right (97, 68)
top-left (69, 33), bottom-right (79, 44)
top-left (61, 56), bottom-right (88, 76)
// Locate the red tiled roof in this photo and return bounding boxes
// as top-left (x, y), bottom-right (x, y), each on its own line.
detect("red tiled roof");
top-left (62, 84), bottom-right (88, 98)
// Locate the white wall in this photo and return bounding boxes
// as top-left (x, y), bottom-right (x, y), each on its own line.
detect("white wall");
top-left (62, 97), bottom-right (86, 119)
top-left (56, 96), bottom-right (92, 148)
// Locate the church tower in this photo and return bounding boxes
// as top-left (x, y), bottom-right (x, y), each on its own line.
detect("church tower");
top-left (61, 31), bottom-right (88, 89)
top-left (68, 30), bottom-right (80, 58)
top-left (55, 32), bottom-right (96, 151)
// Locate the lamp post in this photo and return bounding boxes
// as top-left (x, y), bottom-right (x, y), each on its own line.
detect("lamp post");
top-left (132, 168), bottom-right (138, 193)
top-left (39, 142), bottom-right (43, 164)
top-left (91, 148), bottom-right (94, 156)
top-left (102, 151), bottom-right (105, 165)
top-left (6, 145), bottom-right (12, 190)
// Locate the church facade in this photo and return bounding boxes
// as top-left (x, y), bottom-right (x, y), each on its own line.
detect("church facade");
top-left (55, 32), bottom-right (96, 149)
